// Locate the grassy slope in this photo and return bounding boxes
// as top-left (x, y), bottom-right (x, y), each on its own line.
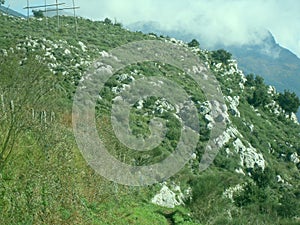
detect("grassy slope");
top-left (0, 14), bottom-right (299, 225)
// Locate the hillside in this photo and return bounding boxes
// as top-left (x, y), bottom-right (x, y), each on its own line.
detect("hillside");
top-left (221, 32), bottom-right (300, 118)
top-left (0, 14), bottom-right (300, 225)
top-left (128, 21), bottom-right (300, 119)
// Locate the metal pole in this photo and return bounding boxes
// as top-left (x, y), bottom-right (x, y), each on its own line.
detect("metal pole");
top-left (72, 0), bottom-right (78, 34)
top-left (27, 0), bottom-right (29, 22)
top-left (56, 0), bottom-right (59, 30)
top-left (45, 0), bottom-right (48, 25)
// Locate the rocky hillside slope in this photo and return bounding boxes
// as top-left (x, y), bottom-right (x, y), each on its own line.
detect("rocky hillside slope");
top-left (0, 14), bottom-right (299, 225)
top-left (128, 21), bottom-right (300, 119)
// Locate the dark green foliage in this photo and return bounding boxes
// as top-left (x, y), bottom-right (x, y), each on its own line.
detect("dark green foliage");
top-left (233, 167), bottom-right (300, 219)
top-left (188, 39), bottom-right (200, 48)
top-left (104, 17), bottom-right (112, 24)
top-left (246, 75), bottom-right (270, 107)
top-left (254, 75), bottom-right (265, 86)
top-left (250, 85), bottom-right (270, 107)
top-left (234, 181), bottom-right (267, 207)
top-left (211, 49), bottom-right (232, 64)
top-left (277, 90), bottom-right (300, 115)
top-left (234, 181), bottom-right (278, 217)
top-left (115, 23), bottom-right (122, 27)
top-left (189, 171), bottom-right (241, 223)
top-left (277, 191), bottom-right (300, 218)
top-left (32, 10), bottom-right (44, 18)
top-left (245, 73), bottom-right (255, 86)
top-left (251, 167), bottom-right (275, 188)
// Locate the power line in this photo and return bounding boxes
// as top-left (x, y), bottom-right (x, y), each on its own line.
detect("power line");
top-left (23, 2), bottom-right (65, 9)
top-left (39, 6), bottom-right (79, 12)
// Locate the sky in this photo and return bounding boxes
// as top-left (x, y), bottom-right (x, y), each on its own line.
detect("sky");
top-left (4, 0), bottom-right (300, 57)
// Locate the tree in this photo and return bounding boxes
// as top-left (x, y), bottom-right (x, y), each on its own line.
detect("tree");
top-left (0, 0), bottom-right (4, 5)
top-left (188, 39), bottom-right (200, 48)
top-left (245, 74), bottom-right (264, 87)
top-left (254, 75), bottom-right (264, 87)
top-left (32, 10), bottom-right (44, 18)
top-left (245, 74), bottom-right (255, 86)
top-left (249, 85), bottom-right (270, 107)
top-left (0, 51), bottom-right (59, 171)
top-left (277, 90), bottom-right (300, 116)
top-left (211, 49), bottom-right (232, 64)
top-left (234, 167), bottom-right (277, 214)
top-left (104, 17), bottom-right (112, 24)
top-left (246, 75), bottom-right (270, 107)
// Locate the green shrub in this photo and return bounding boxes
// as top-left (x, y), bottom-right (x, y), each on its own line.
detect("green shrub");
top-left (188, 39), bottom-right (200, 48)
top-left (211, 49), bottom-right (232, 64)
top-left (277, 90), bottom-right (300, 116)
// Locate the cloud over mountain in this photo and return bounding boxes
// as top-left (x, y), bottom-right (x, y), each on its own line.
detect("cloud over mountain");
top-left (78, 0), bottom-right (300, 57)
top-left (7, 0), bottom-right (300, 57)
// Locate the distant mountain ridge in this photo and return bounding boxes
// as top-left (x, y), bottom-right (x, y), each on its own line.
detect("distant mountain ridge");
top-left (127, 21), bottom-right (300, 119)
top-left (0, 5), bottom-right (26, 18)
top-left (219, 32), bottom-right (300, 119)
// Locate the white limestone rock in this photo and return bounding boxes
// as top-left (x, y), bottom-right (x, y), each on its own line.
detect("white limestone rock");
top-left (78, 41), bottom-right (87, 52)
top-left (199, 101), bottom-right (211, 115)
top-left (202, 100), bottom-right (229, 130)
top-left (290, 152), bottom-right (300, 164)
top-left (290, 113), bottom-right (299, 125)
top-left (191, 153), bottom-right (197, 160)
top-left (267, 86), bottom-right (276, 96)
top-left (1, 49), bottom-right (8, 56)
top-left (215, 63), bottom-right (222, 70)
top-left (233, 139), bottom-right (265, 170)
top-left (151, 185), bottom-right (184, 208)
top-left (276, 175), bottom-right (285, 183)
top-left (226, 96), bottom-right (240, 117)
top-left (214, 129), bottom-right (232, 148)
top-left (64, 48), bottom-right (71, 55)
top-left (235, 168), bottom-right (246, 176)
top-left (225, 148), bottom-right (233, 156)
top-left (155, 98), bottom-right (174, 114)
top-left (214, 126), bottom-right (240, 149)
top-left (223, 184), bottom-right (244, 202)
top-left (136, 99), bottom-right (144, 110)
top-left (100, 50), bottom-right (110, 57)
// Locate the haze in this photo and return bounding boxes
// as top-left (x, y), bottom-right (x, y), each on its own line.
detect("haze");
top-left (7, 0), bottom-right (300, 57)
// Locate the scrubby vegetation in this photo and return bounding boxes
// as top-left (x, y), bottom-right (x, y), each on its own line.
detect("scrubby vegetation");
top-left (0, 13), bottom-right (299, 224)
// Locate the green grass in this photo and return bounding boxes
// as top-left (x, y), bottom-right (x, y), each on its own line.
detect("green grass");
top-left (0, 13), bottom-right (299, 225)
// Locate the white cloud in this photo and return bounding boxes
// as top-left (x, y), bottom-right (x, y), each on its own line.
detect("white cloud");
top-left (6, 0), bottom-right (300, 57)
